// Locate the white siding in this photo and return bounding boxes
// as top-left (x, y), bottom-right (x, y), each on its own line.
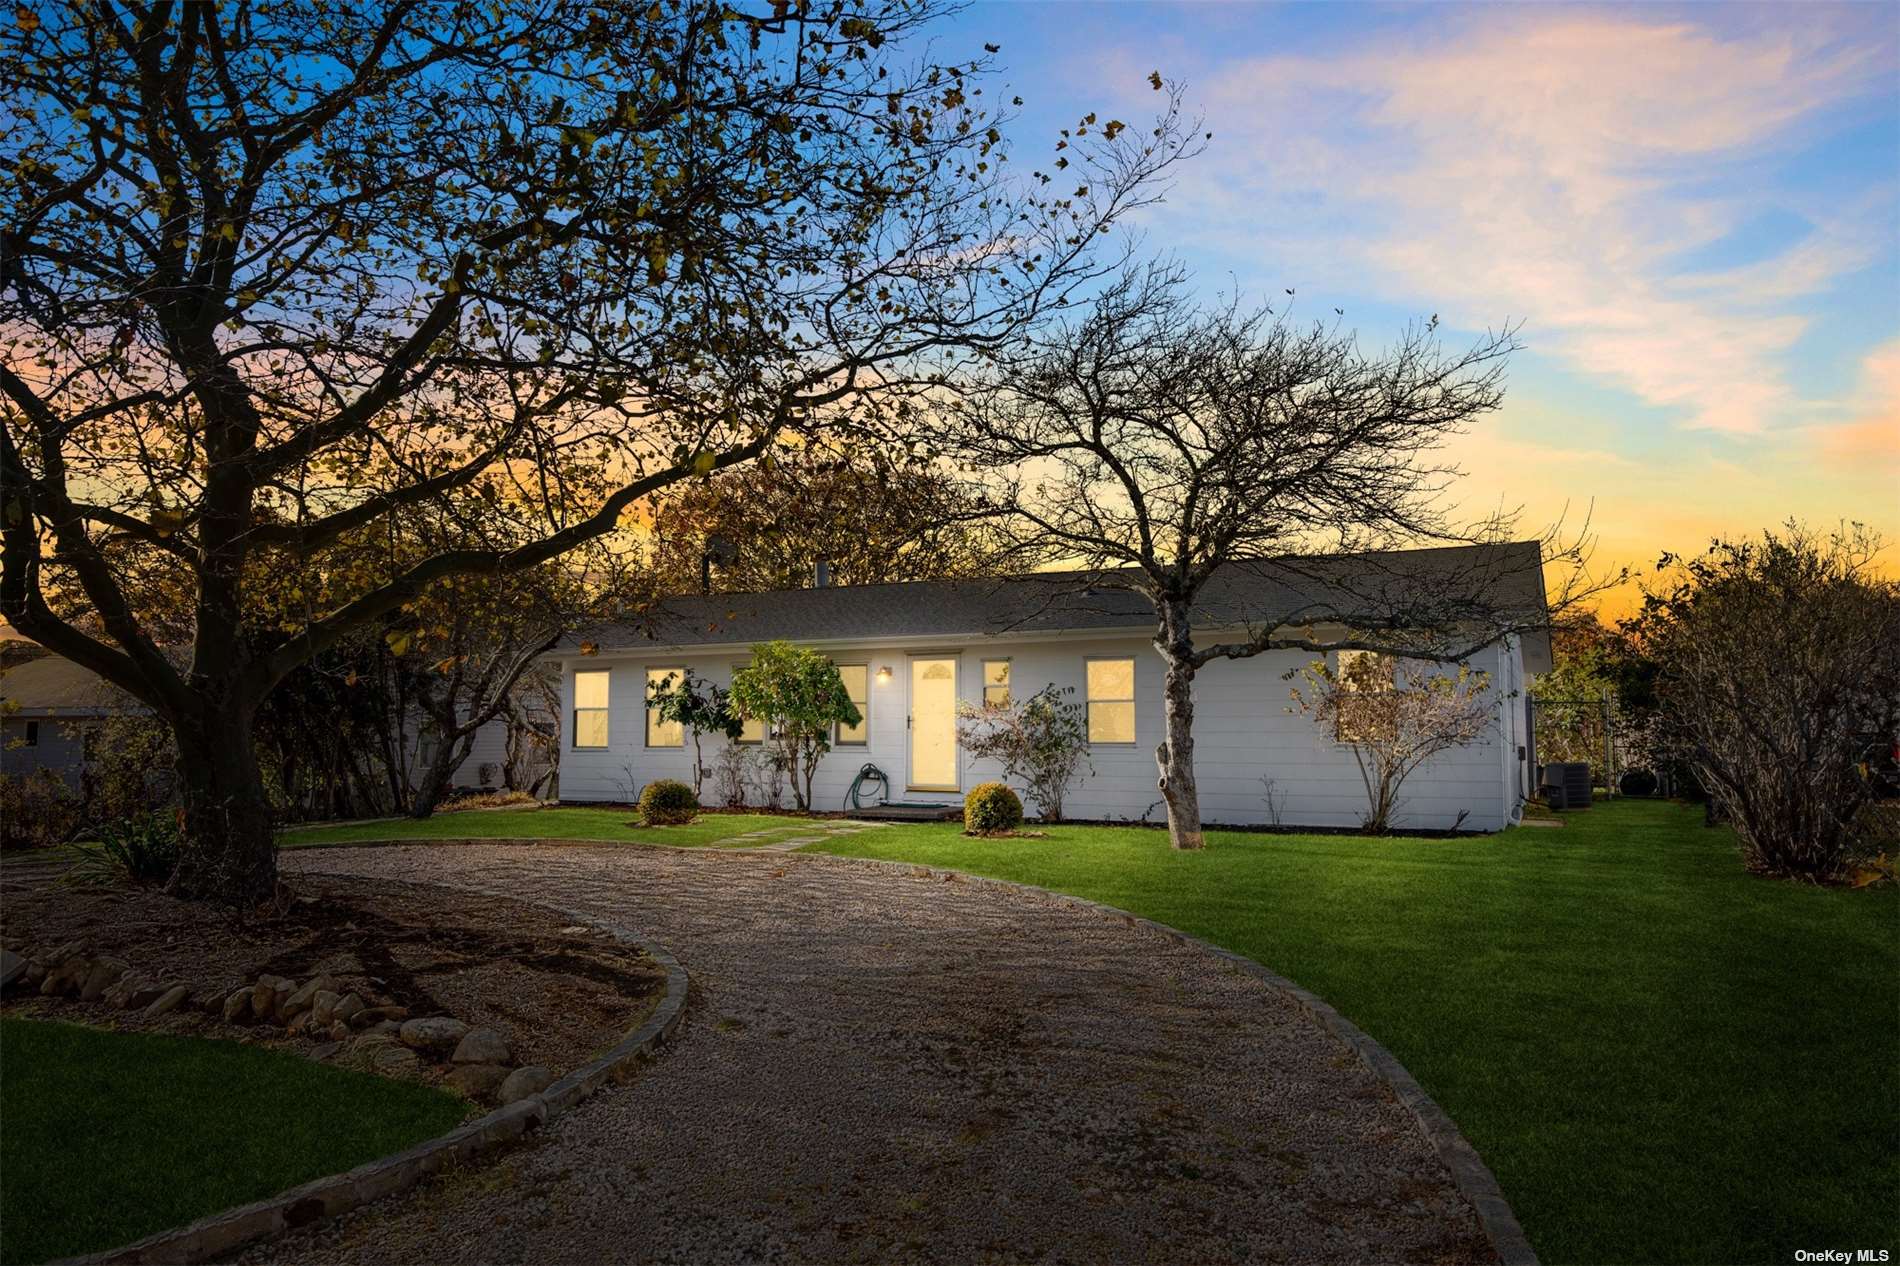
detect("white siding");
top-left (556, 634), bottom-right (1524, 831)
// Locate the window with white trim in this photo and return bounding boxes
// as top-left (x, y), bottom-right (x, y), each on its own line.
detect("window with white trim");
top-left (835, 663), bottom-right (869, 745)
top-left (573, 670), bottom-right (610, 749)
top-left (1085, 657), bottom-right (1135, 744)
top-left (733, 664), bottom-right (764, 744)
top-left (982, 659), bottom-right (1011, 707)
top-left (645, 667), bottom-right (685, 747)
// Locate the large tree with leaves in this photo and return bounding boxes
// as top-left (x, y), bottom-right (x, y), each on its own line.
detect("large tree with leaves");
top-left (646, 443), bottom-right (1001, 592)
top-left (945, 263), bottom-right (1594, 849)
top-left (1, 0), bottom-right (1193, 903)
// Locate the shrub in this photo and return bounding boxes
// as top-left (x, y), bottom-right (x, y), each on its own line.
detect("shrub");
top-left (638, 778), bottom-right (700, 826)
top-left (956, 685), bottom-right (1093, 822)
top-left (964, 781), bottom-right (1023, 835)
top-left (0, 770), bottom-right (80, 849)
top-left (71, 812), bottom-right (181, 886)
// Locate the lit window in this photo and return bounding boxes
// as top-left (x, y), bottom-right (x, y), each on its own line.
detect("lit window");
top-left (1334, 650), bottom-right (1396, 743)
top-left (836, 663), bottom-right (869, 745)
top-left (1086, 658), bottom-right (1135, 744)
top-left (982, 659), bottom-right (1011, 707)
top-left (573, 670), bottom-right (610, 749)
top-left (733, 664), bottom-right (764, 743)
top-left (646, 668), bottom-right (685, 747)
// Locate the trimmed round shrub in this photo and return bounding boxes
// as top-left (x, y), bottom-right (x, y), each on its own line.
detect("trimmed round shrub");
top-left (964, 781), bottom-right (1023, 835)
top-left (1618, 767), bottom-right (1660, 798)
top-left (639, 779), bottom-right (700, 826)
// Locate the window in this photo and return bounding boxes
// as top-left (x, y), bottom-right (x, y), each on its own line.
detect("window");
top-left (23, 720), bottom-right (39, 747)
top-left (732, 664), bottom-right (764, 744)
top-left (646, 667), bottom-right (685, 747)
top-left (1334, 650), bottom-right (1396, 743)
top-left (982, 659), bottom-right (1011, 707)
top-left (835, 663), bottom-right (869, 744)
top-left (573, 670), bottom-right (610, 749)
top-left (1086, 657), bottom-right (1135, 744)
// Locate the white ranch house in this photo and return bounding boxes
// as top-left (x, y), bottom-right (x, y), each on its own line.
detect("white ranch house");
top-left (553, 543), bottom-right (1552, 832)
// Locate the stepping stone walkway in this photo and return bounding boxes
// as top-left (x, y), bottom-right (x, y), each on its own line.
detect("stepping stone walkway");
top-left (253, 843), bottom-right (1495, 1266)
top-left (715, 818), bottom-right (896, 853)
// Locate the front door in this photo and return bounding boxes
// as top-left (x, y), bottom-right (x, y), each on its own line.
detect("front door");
top-left (908, 657), bottom-right (959, 792)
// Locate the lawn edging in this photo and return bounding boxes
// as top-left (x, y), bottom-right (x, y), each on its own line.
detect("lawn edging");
top-left (59, 897), bottom-right (689, 1266)
top-left (796, 850), bottom-right (1540, 1266)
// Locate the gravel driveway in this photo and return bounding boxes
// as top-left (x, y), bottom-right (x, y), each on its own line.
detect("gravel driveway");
top-left (257, 844), bottom-right (1493, 1265)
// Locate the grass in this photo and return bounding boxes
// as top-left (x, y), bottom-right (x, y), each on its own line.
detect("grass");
top-left (810, 800), bottom-right (1899, 1266)
top-left (0, 1019), bottom-right (467, 1264)
top-left (278, 808), bottom-right (806, 849)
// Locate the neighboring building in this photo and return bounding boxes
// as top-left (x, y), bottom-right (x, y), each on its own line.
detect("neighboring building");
top-left (553, 544), bottom-right (1552, 831)
top-left (0, 653), bottom-right (142, 793)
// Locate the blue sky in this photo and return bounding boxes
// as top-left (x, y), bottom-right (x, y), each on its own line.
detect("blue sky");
top-left (933, 1), bottom-right (1900, 599)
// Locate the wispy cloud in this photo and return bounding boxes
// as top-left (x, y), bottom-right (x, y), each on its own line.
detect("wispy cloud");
top-left (1145, 10), bottom-right (1894, 435)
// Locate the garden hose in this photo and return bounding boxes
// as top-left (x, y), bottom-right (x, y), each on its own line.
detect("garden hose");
top-left (847, 763), bottom-right (891, 810)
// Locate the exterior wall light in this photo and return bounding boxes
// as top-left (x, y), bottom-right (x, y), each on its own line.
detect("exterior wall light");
top-left (876, 665), bottom-right (893, 683)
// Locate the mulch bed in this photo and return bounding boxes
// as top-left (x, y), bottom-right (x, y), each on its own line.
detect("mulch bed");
top-left (0, 867), bottom-right (665, 1096)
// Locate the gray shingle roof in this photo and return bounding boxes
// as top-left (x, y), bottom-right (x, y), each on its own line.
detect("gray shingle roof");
top-left (564, 541), bottom-right (1551, 668)
top-left (0, 655), bottom-right (142, 715)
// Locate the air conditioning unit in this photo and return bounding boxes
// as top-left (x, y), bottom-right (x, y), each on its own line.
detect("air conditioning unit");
top-left (1539, 762), bottom-right (1593, 811)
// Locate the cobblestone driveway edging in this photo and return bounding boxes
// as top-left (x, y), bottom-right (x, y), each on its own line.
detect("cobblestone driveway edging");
top-left (790, 851), bottom-right (1541, 1266)
top-left (60, 902), bottom-right (689, 1266)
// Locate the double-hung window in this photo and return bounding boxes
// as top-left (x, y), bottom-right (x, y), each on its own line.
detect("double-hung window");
top-left (835, 663), bottom-right (869, 745)
top-left (573, 670), bottom-right (610, 749)
top-left (733, 664), bottom-right (764, 743)
top-left (1085, 658), bottom-right (1135, 744)
top-left (982, 659), bottom-right (1011, 707)
top-left (645, 667), bottom-right (685, 747)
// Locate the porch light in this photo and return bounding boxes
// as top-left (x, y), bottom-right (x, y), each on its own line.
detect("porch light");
top-left (876, 665), bottom-right (893, 684)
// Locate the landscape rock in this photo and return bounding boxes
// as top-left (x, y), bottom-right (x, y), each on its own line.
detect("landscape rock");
top-left (0, 948), bottom-right (24, 989)
top-left (286, 1008), bottom-right (317, 1036)
top-left (141, 985), bottom-right (190, 1019)
top-left (364, 1019), bottom-right (402, 1037)
top-left (330, 992), bottom-right (366, 1026)
top-left (79, 957), bottom-right (129, 1002)
top-left (282, 975), bottom-right (335, 1018)
top-left (451, 1027), bottom-right (511, 1066)
top-left (350, 1032), bottom-right (398, 1056)
top-left (251, 975), bottom-right (285, 1018)
top-left (307, 1041), bottom-right (342, 1062)
top-left (372, 1045), bottom-right (422, 1075)
top-left (48, 940), bottom-right (89, 965)
top-left (310, 989), bottom-right (343, 1026)
top-left (498, 1065), bottom-right (555, 1105)
top-left (222, 986), bottom-right (253, 1023)
top-left (444, 1063), bottom-right (511, 1099)
top-left (20, 962), bottom-right (45, 988)
top-left (398, 1016), bottom-right (469, 1055)
top-left (352, 1005), bottom-right (410, 1028)
top-left (329, 1021), bottom-right (352, 1041)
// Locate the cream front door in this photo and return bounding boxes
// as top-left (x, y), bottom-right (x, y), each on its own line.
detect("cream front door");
top-left (908, 657), bottom-right (959, 792)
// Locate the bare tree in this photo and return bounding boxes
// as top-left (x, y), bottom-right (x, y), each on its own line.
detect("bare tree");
top-left (946, 264), bottom-right (1592, 848)
top-left (1, 1), bottom-right (1196, 902)
top-left (1289, 653), bottom-right (1494, 832)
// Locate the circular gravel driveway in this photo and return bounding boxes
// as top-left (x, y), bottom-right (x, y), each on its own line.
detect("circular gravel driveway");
top-left (260, 844), bottom-right (1494, 1265)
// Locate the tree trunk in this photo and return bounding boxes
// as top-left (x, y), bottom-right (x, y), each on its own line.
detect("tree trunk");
top-left (167, 710), bottom-right (278, 906)
top-left (1155, 632), bottom-right (1205, 850)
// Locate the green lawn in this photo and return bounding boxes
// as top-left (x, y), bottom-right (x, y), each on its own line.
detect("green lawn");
top-left (278, 808), bottom-right (800, 849)
top-left (0, 1019), bottom-right (467, 1264)
top-left (811, 800), bottom-right (1900, 1266)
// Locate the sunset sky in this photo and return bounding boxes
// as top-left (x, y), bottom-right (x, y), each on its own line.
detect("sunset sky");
top-left (941, 1), bottom-right (1900, 612)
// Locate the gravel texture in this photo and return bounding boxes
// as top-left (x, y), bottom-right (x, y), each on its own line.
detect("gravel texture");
top-left (253, 844), bottom-right (1492, 1265)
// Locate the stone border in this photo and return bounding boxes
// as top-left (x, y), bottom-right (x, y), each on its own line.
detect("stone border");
top-left (783, 851), bottom-right (1541, 1266)
top-left (58, 898), bottom-right (689, 1266)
